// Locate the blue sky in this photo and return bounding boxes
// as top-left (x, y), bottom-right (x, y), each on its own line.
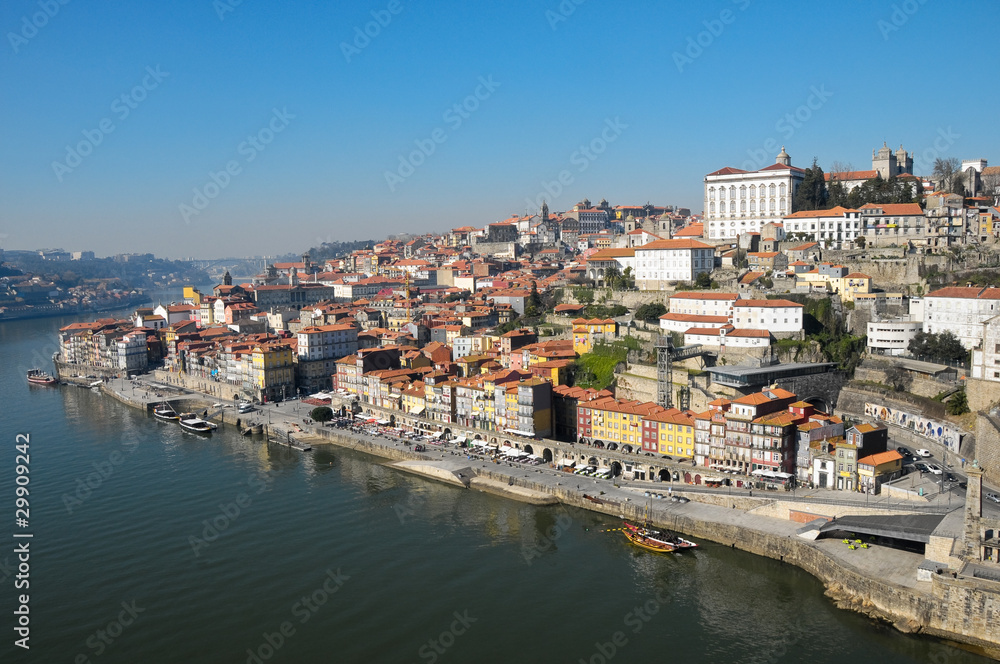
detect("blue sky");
top-left (2, 0), bottom-right (997, 259)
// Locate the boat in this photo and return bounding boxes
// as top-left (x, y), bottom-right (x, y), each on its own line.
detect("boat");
top-left (623, 520), bottom-right (698, 551)
top-left (153, 403), bottom-right (181, 420)
top-left (178, 413), bottom-right (217, 434)
top-left (26, 369), bottom-right (57, 385)
top-left (623, 525), bottom-right (677, 553)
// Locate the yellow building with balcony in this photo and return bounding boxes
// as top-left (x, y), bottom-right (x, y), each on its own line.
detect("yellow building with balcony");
top-left (252, 343), bottom-right (294, 402)
top-left (572, 318), bottom-right (618, 355)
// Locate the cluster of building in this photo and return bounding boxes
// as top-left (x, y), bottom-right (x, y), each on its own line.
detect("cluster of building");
top-left (701, 145), bottom-right (1000, 249)
top-left (658, 291), bottom-right (803, 348)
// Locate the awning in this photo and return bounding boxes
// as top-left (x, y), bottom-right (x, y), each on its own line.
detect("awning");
top-left (376, 419), bottom-right (390, 425)
top-left (410, 406), bottom-right (425, 415)
top-left (453, 436), bottom-right (466, 444)
top-left (430, 431), bottom-right (444, 438)
top-left (560, 459), bottom-right (576, 466)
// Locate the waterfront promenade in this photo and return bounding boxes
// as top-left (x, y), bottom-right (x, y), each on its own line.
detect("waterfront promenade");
top-left (91, 373), bottom-right (1000, 657)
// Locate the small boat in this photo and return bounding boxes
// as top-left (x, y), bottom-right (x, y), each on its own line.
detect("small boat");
top-left (178, 413), bottom-right (217, 434)
top-left (153, 403), bottom-right (181, 420)
top-left (623, 520), bottom-right (698, 551)
top-left (27, 369), bottom-right (57, 385)
top-left (623, 525), bottom-right (677, 553)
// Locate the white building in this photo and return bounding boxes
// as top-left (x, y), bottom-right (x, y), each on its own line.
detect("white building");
top-left (684, 326), bottom-right (771, 348)
top-left (633, 239), bottom-right (715, 290)
top-left (971, 315), bottom-right (1000, 382)
top-left (732, 299), bottom-right (803, 334)
top-left (667, 292), bottom-right (740, 317)
top-left (782, 206), bottom-right (863, 249)
top-left (858, 203), bottom-right (927, 247)
top-left (660, 313), bottom-right (730, 334)
top-left (704, 147), bottom-right (804, 240)
top-left (116, 331), bottom-right (148, 374)
top-left (296, 324), bottom-right (359, 361)
top-left (866, 318), bottom-right (922, 356)
top-left (923, 286), bottom-right (1000, 350)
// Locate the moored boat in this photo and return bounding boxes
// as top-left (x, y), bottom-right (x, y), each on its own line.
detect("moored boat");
top-left (623, 520), bottom-right (698, 551)
top-left (27, 369), bottom-right (57, 385)
top-left (179, 413), bottom-right (217, 434)
top-left (623, 525), bottom-right (677, 553)
top-left (153, 403), bottom-right (181, 420)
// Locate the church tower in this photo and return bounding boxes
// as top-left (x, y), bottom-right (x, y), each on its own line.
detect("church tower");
top-left (776, 146), bottom-right (791, 166)
top-left (540, 200), bottom-right (549, 221)
top-left (223, 270), bottom-right (232, 286)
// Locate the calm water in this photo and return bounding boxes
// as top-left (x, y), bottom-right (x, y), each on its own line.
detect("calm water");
top-left (0, 315), bottom-right (992, 664)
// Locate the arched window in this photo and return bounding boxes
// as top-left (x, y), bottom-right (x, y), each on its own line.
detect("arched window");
top-left (740, 201), bottom-right (746, 212)
top-left (709, 202), bottom-right (715, 213)
top-left (740, 186), bottom-right (747, 199)
top-left (709, 187), bottom-right (715, 200)
top-left (779, 183), bottom-right (787, 196)
top-left (749, 185), bottom-right (756, 197)
top-left (769, 184), bottom-right (776, 196)
top-left (730, 201), bottom-right (736, 213)
top-left (770, 199), bottom-right (776, 212)
top-left (729, 186), bottom-right (736, 199)
top-left (750, 200), bottom-right (756, 212)
top-left (780, 199), bottom-right (786, 211)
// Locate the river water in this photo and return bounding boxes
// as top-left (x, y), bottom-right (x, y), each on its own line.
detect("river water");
top-left (0, 313), bottom-right (991, 664)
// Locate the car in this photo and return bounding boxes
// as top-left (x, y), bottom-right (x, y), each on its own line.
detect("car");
top-left (926, 464), bottom-right (943, 475)
top-left (914, 463), bottom-right (929, 473)
top-left (916, 449), bottom-right (932, 457)
top-left (896, 446), bottom-right (909, 455)
top-left (986, 493), bottom-right (1000, 504)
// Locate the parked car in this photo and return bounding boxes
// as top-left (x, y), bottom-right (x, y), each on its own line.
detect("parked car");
top-left (926, 464), bottom-right (943, 475)
top-left (915, 463), bottom-right (929, 473)
top-left (986, 493), bottom-right (1000, 504)
top-left (896, 446), bottom-right (909, 456)
top-left (916, 449), bottom-right (932, 457)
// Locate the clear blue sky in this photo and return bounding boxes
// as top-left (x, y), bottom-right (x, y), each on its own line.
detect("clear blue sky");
top-left (2, 0), bottom-right (997, 259)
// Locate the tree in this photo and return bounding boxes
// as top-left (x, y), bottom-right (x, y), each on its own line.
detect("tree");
top-left (695, 271), bottom-right (713, 289)
top-left (946, 389), bottom-right (969, 415)
top-left (933, 157), bottom-right (961, 193)
top-left (854, 236), bottom-right (866, 249)
top-left (634, 302), bottom-right (667, 322)
top-left (604, 266), bottom-right (621, 290)
top-left (792, 158), bottom-right (828, 211)
top-left (525, 280), bottom-right (542, 317)
top-left (310, 406), bottom-right (333, 422)
top-left (621, 266), bottom-right (635, 290)
top-left (908, 330), bottom-right (967, 364)
top-left (883, 365), bottom-right (911, 392)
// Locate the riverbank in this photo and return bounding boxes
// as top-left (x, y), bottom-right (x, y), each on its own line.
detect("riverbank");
top-left (92, 375), bottom-right (1000, 659)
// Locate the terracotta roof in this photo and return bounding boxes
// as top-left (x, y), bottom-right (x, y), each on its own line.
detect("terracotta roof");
top-left (669, 292), bottom-right (739, 301)
top-left (824, 170), bottom-right (878, 181)
top-left (733, 299), bottom-right (803, 308)
top-left (858, 450), bottom-right (903, 467)
top-left (660, 313), bottom-right (731, 323)
top-left (784, 206), bottom-right (858, 219)
top-left (706, 167), bottom-right (750, 176)
top-left (858, 203), bottom-right (923, 215)
top-left (638, 239), bottom-right (713, 250)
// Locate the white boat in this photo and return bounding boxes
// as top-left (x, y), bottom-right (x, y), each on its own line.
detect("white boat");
top-left (153, 403), bottom-right (180, 420)
top-left (178, 413), bottom-right (218, 434)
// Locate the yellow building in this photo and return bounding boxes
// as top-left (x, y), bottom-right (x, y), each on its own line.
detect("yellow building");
top-left (572, 318), bottom-right (617, 355)
top-left (857, 449), bottom-right (904, 494)
top-left (645, 410), bottom-right (695, 459)
top-left (402, 381), bottom-right (427, 416)
top-left (252, 343), bottom-right (294, 402)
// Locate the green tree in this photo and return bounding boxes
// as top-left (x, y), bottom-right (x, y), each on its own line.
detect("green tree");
top-left (604, 266), bottom-right (621, 290)
top-left (634, 302), bottom-right (667, 322)
top-left (310, 406), bottom-right (333, 422)
top-left (946, 389), bottom-right (969, 415)
top-left (621, 266), bottom-right (635, 290)
top-left (883, 365), bottom-right (911, 392)
top-left (695, 271), bottom-right (713, 289)
top-left (792, 159), bottom-right (828, 211)
top-left (573, 287), bottom-right (594, 304)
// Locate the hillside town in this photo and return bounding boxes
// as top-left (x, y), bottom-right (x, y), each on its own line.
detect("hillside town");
top-left (52, 146), bottom-right (1000, 574)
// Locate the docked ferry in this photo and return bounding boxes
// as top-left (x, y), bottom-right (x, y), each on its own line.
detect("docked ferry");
top-left (153, 403), bottom-right (181, 421)
top-left (179, 414), bottom-right (217, 434)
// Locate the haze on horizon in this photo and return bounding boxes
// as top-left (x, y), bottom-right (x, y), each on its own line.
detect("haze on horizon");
top-left (2, 0), bottom-right (998, 260)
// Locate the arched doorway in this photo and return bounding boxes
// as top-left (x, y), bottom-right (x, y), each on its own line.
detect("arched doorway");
top-left (593, 440), bottom-right (605, 449)
top-left (474, 434), bottom-right (482, 440)
top-left (658, 469), bottom-right (671, 481)
top-left (610, 461), bottom-right (622, 477)
top-left (694, 474), bottom-right (702, 485)
top-left (389, 415), bottom-right (396, 426)
top-left (524, 444), bottom-right (534, 455)
top-left (804, 396), bottom-right (829, 413)
top-left (490, 437), bottom-right (498, 444)
top-left (588, 456), bottom-right (598, 466)
top-left (542, 448), bottom-right (553, 463)
top-left (684, 472), bottom-right (692, 483)
top-left (608, 442), bottom-right (618, 451)
top-left (443, 427), bottom-right (451, 436)
top-left (622, 444), bottom-right (633, 454)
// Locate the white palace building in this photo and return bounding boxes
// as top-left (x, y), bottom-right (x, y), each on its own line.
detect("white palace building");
top-left (704, 147), bottom-right (805, 240)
